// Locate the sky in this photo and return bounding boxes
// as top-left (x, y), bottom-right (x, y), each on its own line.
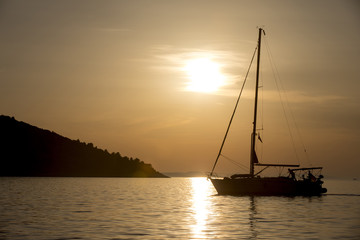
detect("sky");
top-left (1, 0), bottom-right (359, 178)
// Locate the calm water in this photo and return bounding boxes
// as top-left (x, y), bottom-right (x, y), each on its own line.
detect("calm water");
top-left (0, 177), bottom-right (359, 240)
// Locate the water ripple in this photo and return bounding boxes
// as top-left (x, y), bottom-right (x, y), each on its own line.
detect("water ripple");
top-left (0, 178), bottom-right (359, 239)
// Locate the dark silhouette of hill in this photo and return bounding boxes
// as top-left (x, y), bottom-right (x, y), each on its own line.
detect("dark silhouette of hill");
top-left (0, 115), bottom-right (167, 177)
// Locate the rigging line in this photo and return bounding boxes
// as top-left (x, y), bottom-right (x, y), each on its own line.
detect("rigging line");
top-left (288, 107), bottom-right (312, 166)
top-left (220, 154), bottom-right (249, 172)
top-left (260, 63), bottom-right (264, 132)
top-left (264, 37), bottom-right (311, 166)
top-left (265, 37), bottom-right (312, 166)
top-left (210, 46), bottom-right (258, 176)
top-left (263, 36), bottom-right (300, 165)
top-left (258, 53), bottom-right (265, 163)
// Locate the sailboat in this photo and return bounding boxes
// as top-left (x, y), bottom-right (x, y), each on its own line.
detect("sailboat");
top-left (209, 28), bottom-right (327, 196)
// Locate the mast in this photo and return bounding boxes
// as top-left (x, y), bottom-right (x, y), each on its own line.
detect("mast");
top-left (250, 28), bottom-right (264, 176)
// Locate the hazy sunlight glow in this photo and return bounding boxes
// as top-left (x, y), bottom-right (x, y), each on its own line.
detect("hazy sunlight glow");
top-left (185, 58), bottom-right (225, 93)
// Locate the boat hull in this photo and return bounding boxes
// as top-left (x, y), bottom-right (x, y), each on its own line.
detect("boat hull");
top-left (210, 177), bottom-right (327, 196)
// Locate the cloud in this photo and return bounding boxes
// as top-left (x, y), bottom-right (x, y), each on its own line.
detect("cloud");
top-left (255, 90), bottom-right (347, 104)
top-left (149, 45), bottom-right (252, 95)
top-left (144, 45), bottom-right (349, 105)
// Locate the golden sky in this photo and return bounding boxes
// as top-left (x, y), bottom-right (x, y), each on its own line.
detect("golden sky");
top-left (1, 0), bottom-right (359, 178)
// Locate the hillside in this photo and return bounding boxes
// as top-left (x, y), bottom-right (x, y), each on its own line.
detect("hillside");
top-left (0, 115), bottom-right (167, 177)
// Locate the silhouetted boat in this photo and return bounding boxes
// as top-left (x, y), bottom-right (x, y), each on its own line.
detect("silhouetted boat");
top-left (209, 28), bottom-right (327, 196)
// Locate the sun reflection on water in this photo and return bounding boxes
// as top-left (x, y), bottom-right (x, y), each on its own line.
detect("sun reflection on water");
top-left (190, 178), bottom-right (213, 239)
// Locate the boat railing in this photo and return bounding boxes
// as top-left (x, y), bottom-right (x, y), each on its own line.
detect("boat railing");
top-left (288, 167), bottom-right (324, 183)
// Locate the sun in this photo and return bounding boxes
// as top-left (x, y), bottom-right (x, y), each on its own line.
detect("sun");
top-left (184, 58), bottom-right (225, 93)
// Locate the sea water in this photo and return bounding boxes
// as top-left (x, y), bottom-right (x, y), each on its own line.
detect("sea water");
top-left (0, 177), bottom-right (359, 240)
